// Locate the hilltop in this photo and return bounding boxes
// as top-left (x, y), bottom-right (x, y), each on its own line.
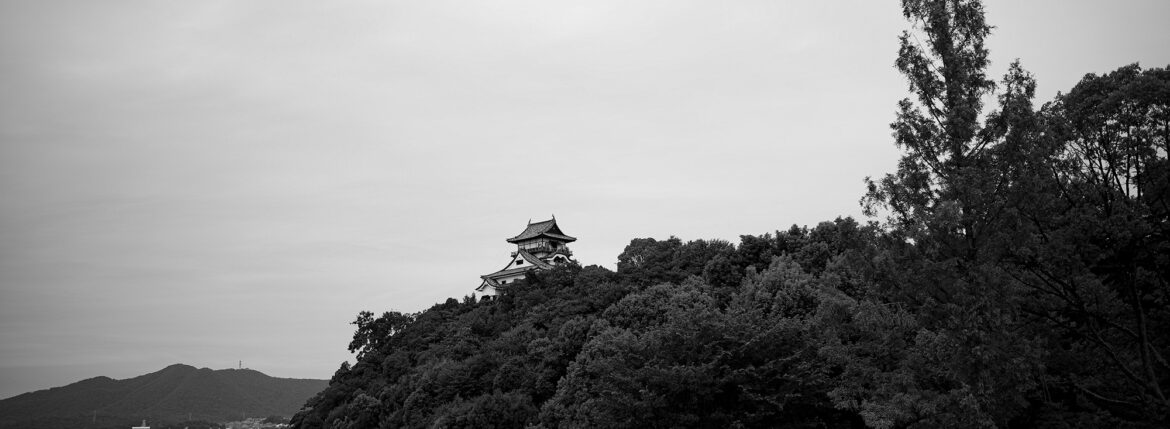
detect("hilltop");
top-left (289, 0), bottom-right (1170, 426)
top-left (0, 364), bottom-right (326, 429)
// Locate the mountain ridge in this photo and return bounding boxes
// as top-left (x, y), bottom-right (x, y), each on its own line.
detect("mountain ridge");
top-left (0, 364), bottom-right (327, 429)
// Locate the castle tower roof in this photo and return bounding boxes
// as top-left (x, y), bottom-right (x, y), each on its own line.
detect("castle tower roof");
top-left (506, 217), bottom-right (576, 243)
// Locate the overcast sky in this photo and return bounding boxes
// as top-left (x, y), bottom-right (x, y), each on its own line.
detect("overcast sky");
top-left (1, 0), bottom-right (1168, 400)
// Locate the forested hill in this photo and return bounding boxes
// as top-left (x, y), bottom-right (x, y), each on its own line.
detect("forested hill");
top-left (292, 1), bottom-right (1169, 427)
top-left (0, 364), bottom-right (327, 429)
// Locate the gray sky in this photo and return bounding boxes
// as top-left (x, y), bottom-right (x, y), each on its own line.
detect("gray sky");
top-left (1, 0), bottom-right (1167, 400)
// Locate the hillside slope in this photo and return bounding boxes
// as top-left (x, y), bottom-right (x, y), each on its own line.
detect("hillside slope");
top-left (0, 364), bottom-right (327, 429)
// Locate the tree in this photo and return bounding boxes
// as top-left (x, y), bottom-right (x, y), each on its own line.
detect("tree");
top-left (861, 1), bottom-right (1170, 424)
top-left (850, 1), bottom-right (1049, 426)
top-left (348, 311), bottom-right (416, 360)
top-left (615, 237), bottom-right (685, 285)
top-left (865, 0), bottom-right (998, 256)
top-left (1008, 64), bottom-right (1170, 421)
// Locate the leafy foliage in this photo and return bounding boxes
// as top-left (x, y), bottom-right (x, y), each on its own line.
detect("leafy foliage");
top-left (292, 224), bottom-right (876, 429)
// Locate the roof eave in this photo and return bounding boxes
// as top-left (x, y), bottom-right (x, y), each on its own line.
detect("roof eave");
top-left (506, 232), bottom-right (577, 244)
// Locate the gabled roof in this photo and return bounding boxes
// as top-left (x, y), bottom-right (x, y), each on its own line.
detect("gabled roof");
top-left (480, 250), bottom-right (551, 281)
top-left (481, 266), bottom-right (533, 280)
top-left (507, 217), bottom-right (577, 243)
top-left (476, 277), bottom-right (499, 292)
top-left (517, 249), bottom-right (554, 269)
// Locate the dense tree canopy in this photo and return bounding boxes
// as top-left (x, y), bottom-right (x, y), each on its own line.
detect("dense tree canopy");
top-left (291, 1), bottom-right (1167, 427)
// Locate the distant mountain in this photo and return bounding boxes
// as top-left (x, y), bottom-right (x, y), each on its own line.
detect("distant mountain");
top-left (0, 364), bottom-right (327, 429)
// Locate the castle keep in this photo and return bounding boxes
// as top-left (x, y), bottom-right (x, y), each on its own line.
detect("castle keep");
top-left (477, 217), bottom-right (576, 295)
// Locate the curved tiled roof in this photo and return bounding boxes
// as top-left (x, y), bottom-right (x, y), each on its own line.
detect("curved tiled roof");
top-left (517, 250), bottom-right (554, 269)
top-left (506, 218), bottom-right (577, 243)
top-left (481, 266), bottom-right (534, 279)
top-left (482, 250), bottom-right (549, 278)
top-left (476, 278), bottom-right (498, 292)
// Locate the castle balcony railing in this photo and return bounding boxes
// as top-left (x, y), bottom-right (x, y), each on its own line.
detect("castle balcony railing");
top-left (512, 246), bottom-right (573, 258)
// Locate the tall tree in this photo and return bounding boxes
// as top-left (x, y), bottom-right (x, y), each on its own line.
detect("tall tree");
top-left (851, 1), bottom-right (1048, 426)
top-left (865, 0), bottom-right (998, 256)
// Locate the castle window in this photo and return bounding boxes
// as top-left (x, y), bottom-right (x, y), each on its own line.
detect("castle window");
top-left (516, 259), bottom-right (524, 265)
